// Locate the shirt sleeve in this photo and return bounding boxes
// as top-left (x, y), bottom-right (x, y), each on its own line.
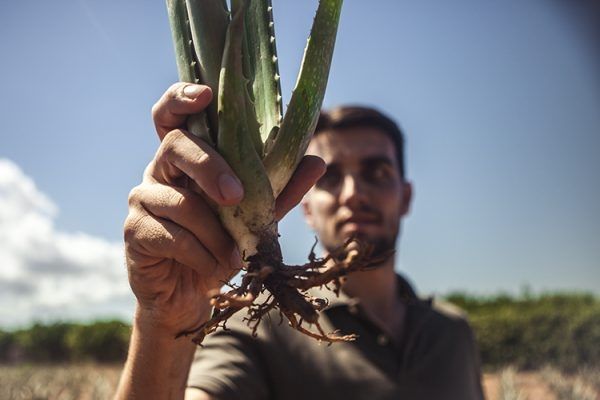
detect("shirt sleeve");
top-left (430, 299), bottom-right (485, 399)
top-left (186, 316), bottom-right (270, 400)
top-left (404, 307), bottom-right (485, 400)
top-left (455, 318), bottom-right (486, 400)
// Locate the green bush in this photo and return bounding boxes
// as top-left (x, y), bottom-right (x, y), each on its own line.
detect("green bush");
top-left (446, 292), bottom-right (600, 371)
top-left (65, 321), bottom-right (130, 362)
top-left (1, 294), bottom-right (598, 370)
top-left (13, 322), bottom-right (75, 362)
top-left (0, 330), bottom-right (16, 362)
top-left (1, 320), bottom-right (131, 363)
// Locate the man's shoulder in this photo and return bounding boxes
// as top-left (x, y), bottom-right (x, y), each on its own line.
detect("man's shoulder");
top-left (408, 295), bottom-right (474, 340)
top-left (429, 297), bottom-right (469, 321)
top-left (402, 296), bottom-right (480, 377)
top-left (401, 297), bottom-right (484, 399)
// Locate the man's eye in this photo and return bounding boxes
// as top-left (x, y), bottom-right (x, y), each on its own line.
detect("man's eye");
top-left (316, 168), bottom-right (342, 189)
top-left (365, 166), bottom-right (392, 183)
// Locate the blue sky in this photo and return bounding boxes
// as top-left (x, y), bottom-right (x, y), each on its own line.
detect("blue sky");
top-left (1, 0), bottom-right (598, 326)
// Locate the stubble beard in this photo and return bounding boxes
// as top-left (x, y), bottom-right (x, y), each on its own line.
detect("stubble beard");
top-left (323, 230), bottom-right (398, 267)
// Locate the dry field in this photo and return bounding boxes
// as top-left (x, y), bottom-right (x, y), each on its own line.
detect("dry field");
top-left (483, 367), bottom-right (600, 400)
top-left (0, 364), bottom-right (598, 399)
top-left (0, 364), bottom-right (121, 400)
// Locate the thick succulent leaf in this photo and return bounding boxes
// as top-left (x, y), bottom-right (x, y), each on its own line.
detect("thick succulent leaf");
top-left (243, 0), bottom-right (283, 144)
top-left (230, 0), bottom-right (268, 157)
top-left (218, 0), bottom-right (276, 256)
top-left (166, 0), bottom-right (197, 83)
top-left (263, 0), bottom-right (343, 196)
top-left (185, 0), bottom-right (230, 141)
top-left (166, 0), bottom-right (213, 145)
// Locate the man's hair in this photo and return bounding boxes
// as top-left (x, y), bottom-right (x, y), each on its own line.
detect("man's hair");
top-left (314, 106), bottom-right (406, 179)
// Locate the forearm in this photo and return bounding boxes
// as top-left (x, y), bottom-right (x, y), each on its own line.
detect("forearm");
top-left (115, 307), bottom-right (207, 400)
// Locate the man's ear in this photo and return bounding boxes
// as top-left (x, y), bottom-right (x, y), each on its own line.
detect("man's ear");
top-left (400, 181), bottom-right (413, 217)
top-left (301, 197), bottom-right (315, 229)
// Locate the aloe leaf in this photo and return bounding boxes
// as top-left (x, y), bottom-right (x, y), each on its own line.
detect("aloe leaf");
top-left (166, 0), bottom-right (198, 83)
top-left (166, 0), bottom-right (213, 145)
top-left (185, 0), bottom-right (230, 141)
top-left (229, 0), bottom-right (268, 157)
top-left (263, 0), bottom-right (343, 196)
top-left (243, 0), bottom-right (283, 144)
top-left (217, 0), bottom-right (277, 256)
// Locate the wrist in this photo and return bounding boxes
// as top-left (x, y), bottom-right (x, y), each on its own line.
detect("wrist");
top-left (116, 307), bottom-right (202, 399)
top-left (133, 301), bottom-right (212, 339)
top-left (130, 312), bottom-right (196, 362)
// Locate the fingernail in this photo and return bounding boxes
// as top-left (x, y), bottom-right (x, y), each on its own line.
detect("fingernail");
top-left (230, 247), bottom-right (243, 270)
top-left (218, 173), bottom-right (244, 202)
top-left (183, 84), bottom-right (206, 99)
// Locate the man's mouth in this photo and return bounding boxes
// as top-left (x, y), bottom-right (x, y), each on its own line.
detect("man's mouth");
top-left (336, 215), bottom-right (381, 234)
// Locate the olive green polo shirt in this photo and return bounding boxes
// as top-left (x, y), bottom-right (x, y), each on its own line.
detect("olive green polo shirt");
top-left (187, 275), bottom-right (484, 400)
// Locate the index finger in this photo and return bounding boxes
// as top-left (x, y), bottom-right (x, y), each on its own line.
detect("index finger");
top-left (275, 155), bottom-right (326, 221)
top-left (145, 129), bottom-right (244, 206)
top-left (152, 82), bottom-right (213, 140)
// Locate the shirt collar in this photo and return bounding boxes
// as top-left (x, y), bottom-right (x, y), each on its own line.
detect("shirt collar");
top-left (307, 273), bottom-right (418, 311)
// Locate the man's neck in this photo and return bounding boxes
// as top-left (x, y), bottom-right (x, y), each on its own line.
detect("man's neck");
top-left (341, 261), bottom-right (406, 338)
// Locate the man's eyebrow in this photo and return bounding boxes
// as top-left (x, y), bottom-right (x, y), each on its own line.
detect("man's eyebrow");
top-left (361, 156), bottom-right (394, 168)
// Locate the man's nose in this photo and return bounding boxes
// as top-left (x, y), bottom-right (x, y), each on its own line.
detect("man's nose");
top-left (338, 174), bottom-right (367, 207)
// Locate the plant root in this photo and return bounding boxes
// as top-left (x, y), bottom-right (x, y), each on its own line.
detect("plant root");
top-left (176, 238), bottom-right (392, 345)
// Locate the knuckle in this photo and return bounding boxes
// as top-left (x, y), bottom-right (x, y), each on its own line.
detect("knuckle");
top-left (151, 101), bottom-right (163, 123)
top-left (127, 185), bottom-right (144, 208)
top-left (161, 129), bottom-right (183, 149)
top-left (123, 213), bottom-right (143, 244)
top-left (172, 227), bottom-right (194, 254)
top-left (167, 82), bottom-right (184, 96)
top-left (168, 82), bottom-right (187, 105)
top-left (168, 188), bottom-right (186, 210)
top-left (193, 150), bottom-right (211, 169)
top-left (152, 83), bottom-right (185, 126)
top-left (157, 129), bottom-right (183, 161)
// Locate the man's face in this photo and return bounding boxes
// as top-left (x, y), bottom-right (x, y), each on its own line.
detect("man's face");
top-left (302, 127), bottom-right (412, 260)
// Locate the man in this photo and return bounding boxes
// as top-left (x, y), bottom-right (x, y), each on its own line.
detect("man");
top-left (116, 83), bottom-right (484, 399)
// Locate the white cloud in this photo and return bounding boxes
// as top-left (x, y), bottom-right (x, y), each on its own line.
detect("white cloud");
top-left (0, 159), bottom-right (134, 328)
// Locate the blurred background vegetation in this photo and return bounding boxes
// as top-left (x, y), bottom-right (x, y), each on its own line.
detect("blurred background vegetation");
top-left (447, 291), bottom-right (600, 372)
top-left (1, 292), bottom-right (598, 372)
top-left (0, 320), bottom-right (130, 364)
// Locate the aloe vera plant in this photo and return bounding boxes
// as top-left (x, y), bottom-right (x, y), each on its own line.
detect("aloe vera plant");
top-left (166, 0), bottom-right (376, 344)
